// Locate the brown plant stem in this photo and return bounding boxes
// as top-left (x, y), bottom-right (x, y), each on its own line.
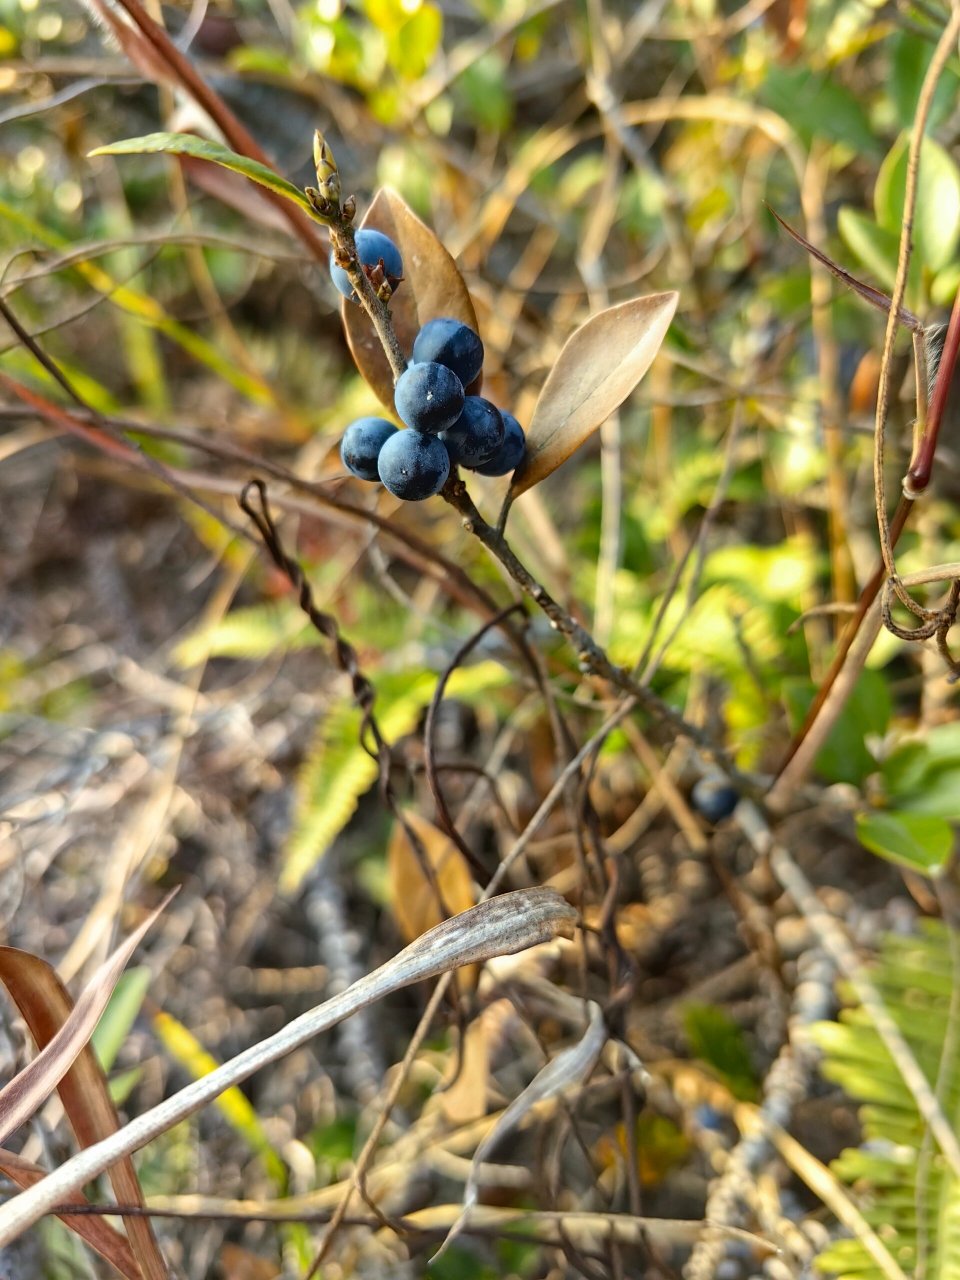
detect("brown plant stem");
top-left (110, 0), bottom-right (327, 260)
top-left (328, 224), bottom-right (409, 383)
top-left (773, 498), bottom-right (912, 784)
top-left (440, 474), bottom-right (735, 767)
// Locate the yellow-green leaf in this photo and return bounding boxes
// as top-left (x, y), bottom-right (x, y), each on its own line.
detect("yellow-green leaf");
top-left (90, 133), bottom-right (316, 218)
top-left (153, 1011), bottom-right (287, 1186)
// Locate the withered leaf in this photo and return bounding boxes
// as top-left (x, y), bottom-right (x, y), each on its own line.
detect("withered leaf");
top-left (342, 188), bottom-right (478, 411)
top-left (0, 895), bottom-right (174, 1279)
top-left (509, 292), bottom-right (678, 498)
top-left (0, 1148), bottom-right (144, 1280)
top-left (388, 811), bottom-right (477, 948)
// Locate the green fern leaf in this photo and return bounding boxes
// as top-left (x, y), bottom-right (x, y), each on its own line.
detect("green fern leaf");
top-left (280, 661), bottom-right (511, 895)
top-left (174, 601), bottom-right (319, 667)
top-left (812, 921), bottom-right (960, 1280)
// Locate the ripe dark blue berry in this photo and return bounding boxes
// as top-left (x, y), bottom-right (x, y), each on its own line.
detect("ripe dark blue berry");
top-left (330, 229), bottom-right (404, 301)
top-left (440, 397), bottom-right (504, 468)
top-left (394, 362), bottom-right (465, 434)
top-left (475, 411), bottom-right (525, 476)
top-left (412, 317), bottom-right (484, 387)
top-left (691, 775), bottom-right (739, 823)
top-left (340, 416), bottom-right (398, 481)
top-left (377, 429), bottom-right (451, 500)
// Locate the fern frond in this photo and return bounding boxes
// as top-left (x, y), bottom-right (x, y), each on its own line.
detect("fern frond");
top-left (279, 662), bottom-right (511, 895)
top-left (174, 600), bottom-right (318, 667)
top-left (812, 920), bottom-right (960, 1280)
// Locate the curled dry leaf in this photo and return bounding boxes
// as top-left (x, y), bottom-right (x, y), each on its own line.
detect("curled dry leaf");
top-left (0, 895), bottom-right (173, 1279)
top-left (433, 1001), bottom-right (607, 1262)
top-left (0, 888), bottom-right (578, 1246)
top-left (0, 1148), bottom-right (143, 1280)
top-left (342, 187), bottom-right (478, 410)
top-left (509, 291), bottom-right (679, 499)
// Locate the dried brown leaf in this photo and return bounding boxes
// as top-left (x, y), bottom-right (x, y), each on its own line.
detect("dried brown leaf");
top-left (342, 188), bottom-right (478, 411)
top-left (0, 1148), bottom-right (143, 1280)
top-left (509, 292), bottom-right (679, 499)
top-left (0, 896), bottom-right (173, 1278)
top-left (388, 811), bottom-right (477, 950)
top-left (0, 888), bottom-right (579, 1246)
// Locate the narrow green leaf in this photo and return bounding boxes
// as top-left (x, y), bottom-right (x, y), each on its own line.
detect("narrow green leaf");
top-left (875, 132), bottom-right (960, 272)
top-left (90, 133), bottom-right (316, 218)
top-left (855, 810), bottom-right (953, 876)
top-left (91, 967), bottom-right (151, 1072)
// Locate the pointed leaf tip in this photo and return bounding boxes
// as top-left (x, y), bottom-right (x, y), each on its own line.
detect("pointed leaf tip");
top-left (90, 133), bottom-right (315, 218)
top-left (510, 291), bottom-right (679, 498)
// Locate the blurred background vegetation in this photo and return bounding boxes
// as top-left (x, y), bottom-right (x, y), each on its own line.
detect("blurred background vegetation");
top-left (3, 0), bottom-right (960, 1275)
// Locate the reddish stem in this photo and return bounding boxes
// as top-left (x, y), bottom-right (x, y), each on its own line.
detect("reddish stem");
top-left (906, 284), bottom-right (960, 494)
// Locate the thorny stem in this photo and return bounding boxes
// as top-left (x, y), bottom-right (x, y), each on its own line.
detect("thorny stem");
top-left (328, 221), bottom-right (408, 383)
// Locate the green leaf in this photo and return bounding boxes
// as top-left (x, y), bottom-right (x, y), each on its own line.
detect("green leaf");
top-left (388, 3), bottom-right (442, 80)
top-left (838, 206), bottom-right (921, 299)
top-left (892, 766), bottom-right (960, 820)
top-left (782, 669), bottom-right (890, 786)
top-left (91, 968), bottom-right (151, 1072)
top-left (856, 810), bottom-right (953, 876)
top-left (89, 133), bottom-right (316, 219)
top-left (456, 50), bottom-right (513, 133)
top-left (759, 66), bottom-right (878, 155)
top-left (683, 1003), bottom-right (758, 1101)
top-left (875, 132), bottom-right (960, 272)
top-left (890, 32), bottom-right (960, 131)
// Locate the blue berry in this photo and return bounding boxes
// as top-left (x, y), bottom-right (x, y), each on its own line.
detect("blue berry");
top-left (340, 416), bottom-right (398, 481)
top-left (377, 429), bottom-right (451, 501)
top-left (412, 318), bottom-right (484, 387)
top-left (330, 229), bottom-right (404, 302)
top-left (691, 775), bottom-right (739, 823)
top-left (440, 397), bottom-right (504, 468)
top-left (394, 362), bottom-right (465, 434)
top-left (475, 411), bottom-right (525, 476)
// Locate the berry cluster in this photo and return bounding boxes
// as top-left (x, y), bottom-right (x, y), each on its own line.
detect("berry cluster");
top-left (334, 231), bottom-right (526, 501)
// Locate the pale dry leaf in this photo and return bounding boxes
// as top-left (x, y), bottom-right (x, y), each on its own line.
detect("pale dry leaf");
top-left (0, 888), bottom-right (578, 1245)
top-left (342, 187), bottom-right (478, 410)
top-left (510, 292), bottom-right (679, 498)
top-left (433, 1000), bottom-right (608, 1262)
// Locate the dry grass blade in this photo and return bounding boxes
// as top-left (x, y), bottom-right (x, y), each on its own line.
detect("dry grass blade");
top-left (0, 895), bottom-right (174, 1278)
top-left (510, 291), bottom-right (678, 498)
top-left (0, 1149), bottom-right (144, 1280)
top-left (400, 1205), bottom-right (775, 1253)
top-left (342, 187), bottom-right (479, 410)
top-left (434, 1000), bottom-right (608, 1261)
top-left (0, 889), bottom-right (578, 1246)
